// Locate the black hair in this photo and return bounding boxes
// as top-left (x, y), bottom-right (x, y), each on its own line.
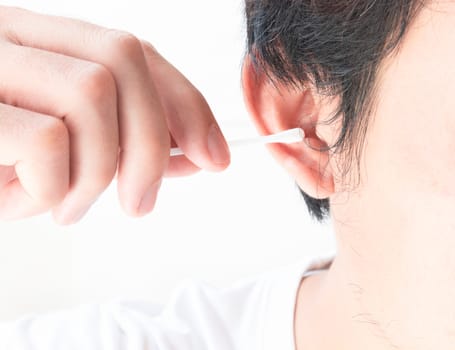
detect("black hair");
top-left (245, 0), bottom-right (425, 222)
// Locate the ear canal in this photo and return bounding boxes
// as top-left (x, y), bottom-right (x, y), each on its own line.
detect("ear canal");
top-left (242, 57), bottom-right (335, 199)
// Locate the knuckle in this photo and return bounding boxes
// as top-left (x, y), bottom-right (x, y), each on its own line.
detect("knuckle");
top-left (75, 63), bottom-right (116, 107)
top-left (140, 40), bottom-right (161, 62)
top-left (0, 7), bottom-right (30, 43)
top-left (187, 87), bottom-right (207, 105)
top-left (104, 30), bottom-right (144, 63)
top-left (140, 39), bottom-right (156, 52)
top-left (32, 118), bottom-right (68, 153)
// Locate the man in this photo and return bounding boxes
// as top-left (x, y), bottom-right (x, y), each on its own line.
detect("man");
top-left (2, 1), bottom-right (454, 349)
top-left (244, 1), bottom-right (454, 349)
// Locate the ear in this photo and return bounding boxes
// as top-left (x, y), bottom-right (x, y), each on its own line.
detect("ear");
top-left (241, 57), bottom-right (335, 199)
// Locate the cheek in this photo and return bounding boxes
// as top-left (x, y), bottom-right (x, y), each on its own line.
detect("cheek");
top-left (365, 74), bottom-right (455, 199)
top-left (361, 5), bottom-right (455, 199)
top-left (365, 96), bottom-right (455, 199)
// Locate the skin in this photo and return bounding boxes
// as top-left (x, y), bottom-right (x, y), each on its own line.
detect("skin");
top-left (243, 1), bottom-right (455, 349)
top-left (5, 2), bottom-right (454, 348)
top-left (0, 6), bottom-right (230, 225)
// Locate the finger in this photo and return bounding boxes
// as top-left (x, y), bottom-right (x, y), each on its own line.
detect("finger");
top-left (141, 42), bottom-right (231, 172)
top-left (165, 157), bottom-right (201, 177)
top-left (0, 166), bottom-right (16, 189)
top-left (2, 6), bottom-right (170, 216)
top-left (0, 42), bottom-right (119, 225)
top-left (165, 135), bottom-right (201, 177)
top-left (0, 103), bottom-right (69, 220)
top-left (165, 134), bottom-right (200, 177)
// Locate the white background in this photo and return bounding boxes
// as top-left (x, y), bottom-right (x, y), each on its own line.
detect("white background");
top-left (0, 0), bottom-right (335, 321)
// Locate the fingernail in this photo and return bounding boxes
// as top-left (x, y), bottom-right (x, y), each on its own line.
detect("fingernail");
top-left (138, 181), bottom-right (161, 216)
top-left (208, 124), bottom-right (230, 165)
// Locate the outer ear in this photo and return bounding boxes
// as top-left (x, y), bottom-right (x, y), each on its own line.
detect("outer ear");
top-left (241, 57), bottom-right (335, 199)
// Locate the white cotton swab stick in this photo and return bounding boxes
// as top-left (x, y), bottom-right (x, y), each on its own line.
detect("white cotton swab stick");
top-left (170, 127), bottom-right (305, 157)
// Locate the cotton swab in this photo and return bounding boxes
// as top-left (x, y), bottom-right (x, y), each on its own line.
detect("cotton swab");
top-left (170, 127), bottom-right (305, 157)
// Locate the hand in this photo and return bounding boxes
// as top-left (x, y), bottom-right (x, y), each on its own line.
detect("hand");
top-left (0, 6), bottom-right (230, 225)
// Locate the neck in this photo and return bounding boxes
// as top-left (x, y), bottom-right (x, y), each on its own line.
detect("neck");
top-left (295, 189), bottom-right (455, 350)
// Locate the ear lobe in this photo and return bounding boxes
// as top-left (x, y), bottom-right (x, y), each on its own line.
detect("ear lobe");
top-left (241, 57), bottom-right (335, 199)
